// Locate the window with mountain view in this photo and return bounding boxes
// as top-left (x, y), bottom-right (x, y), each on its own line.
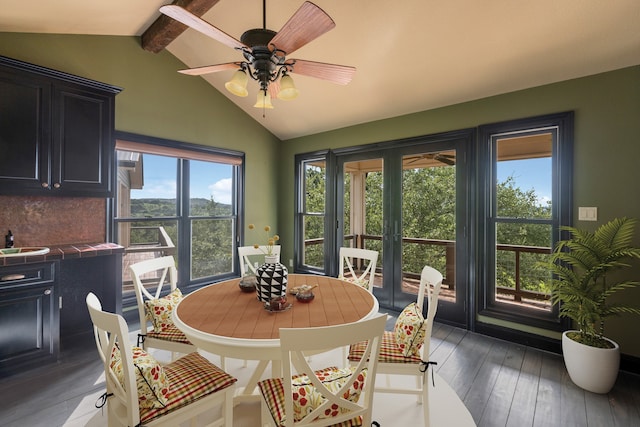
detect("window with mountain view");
top-left (114, 137), bottom-right (242, 300)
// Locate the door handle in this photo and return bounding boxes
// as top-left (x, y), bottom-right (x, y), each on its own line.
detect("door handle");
top-left (393, 221), bottom-right (401, 242)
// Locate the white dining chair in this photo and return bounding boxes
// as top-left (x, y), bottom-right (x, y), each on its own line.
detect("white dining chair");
top-left (129, 256), bottom-right (196, 361)
top-left (86, 292), bottom-right (236, 427)
top-left (258, 315), bottom-right (387, 427)
top-left (238, 244), bottom-right (282, 275)
top-left (338, 247), bottom-right (379, 292)
top-left (348, 265), bottom-right (443, 427)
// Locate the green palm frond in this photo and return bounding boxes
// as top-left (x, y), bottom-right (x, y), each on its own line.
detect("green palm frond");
top-left (544, 217), bottom-right (640, 341)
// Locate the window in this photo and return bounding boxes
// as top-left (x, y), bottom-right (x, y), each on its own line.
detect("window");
top-left (478, 112), bottom-right (573, 330)
top-left (294, 153), bottom-right (329, 272)
top-left (113, 133), bottom-right (243, 304)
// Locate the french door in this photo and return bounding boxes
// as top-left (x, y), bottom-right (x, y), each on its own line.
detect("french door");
top-left (336, 132), bottom-right (471, 327)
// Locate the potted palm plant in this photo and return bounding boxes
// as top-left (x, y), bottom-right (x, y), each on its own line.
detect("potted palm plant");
top-left (545, 217), bottom-right (640, 393)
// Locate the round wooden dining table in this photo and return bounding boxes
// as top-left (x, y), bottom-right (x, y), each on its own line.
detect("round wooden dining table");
top-left (173, 273), bottom-right (379, 401)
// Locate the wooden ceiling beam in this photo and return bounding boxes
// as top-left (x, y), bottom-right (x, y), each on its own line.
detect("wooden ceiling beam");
top-left (141, 0), bottom-right (221, 53)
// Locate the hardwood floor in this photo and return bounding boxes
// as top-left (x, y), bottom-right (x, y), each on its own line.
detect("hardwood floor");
top-left (1, 321), bottom-right (639, 427)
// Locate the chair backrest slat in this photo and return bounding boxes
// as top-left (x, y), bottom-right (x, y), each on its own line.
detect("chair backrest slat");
top-left (338, 247), bottom-right (379, 292)
top-left (418, 265), bottom-right (443, 362)
top-left (86, 292), bottom-right (140, 427)
top-left (129, 256), bottom-right (178, 334)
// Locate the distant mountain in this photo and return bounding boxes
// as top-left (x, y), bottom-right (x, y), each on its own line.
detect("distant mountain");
top-left (131, 198), bottom-right (231, 217)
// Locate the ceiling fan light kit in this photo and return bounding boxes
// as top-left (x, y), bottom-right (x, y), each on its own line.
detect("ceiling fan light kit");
top-left (159, 1), bottom-right (355, 111)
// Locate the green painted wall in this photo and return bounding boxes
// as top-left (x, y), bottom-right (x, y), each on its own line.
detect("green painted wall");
top-left (0, 32), bottom-right (280, 230)
top-left (279, 66), bottom-right (640, 357)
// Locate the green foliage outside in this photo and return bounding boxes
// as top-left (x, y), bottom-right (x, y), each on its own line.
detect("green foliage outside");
top-left (303, 165), bottom-right (555, 297)
top-left (125, 197), bottom-right (234, 280)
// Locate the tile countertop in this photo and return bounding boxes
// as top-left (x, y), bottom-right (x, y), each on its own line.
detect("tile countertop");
top-left (0, 243), bottom-right (124, 267)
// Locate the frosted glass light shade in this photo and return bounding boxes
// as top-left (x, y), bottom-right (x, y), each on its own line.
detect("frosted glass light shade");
top-left (225, 70), bottom-right (249, 97)
top-left (277, 74), bottom-right (299, 100)
top-left (254, 91), bottom-right (274, 109)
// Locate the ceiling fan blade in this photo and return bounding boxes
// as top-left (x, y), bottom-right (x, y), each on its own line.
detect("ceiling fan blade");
top-left (160, 5), bottom-right (246, 50)
top-left (270, 1), bottom-right (335, 55)
top-left (433, 154), bottom-right (456, 165)
top-left (178, 62), bottom-right (240, 76)
top-left (288, 59), bottom-right (355, 85)
top-left (268, 79), bottom-right (281, 100)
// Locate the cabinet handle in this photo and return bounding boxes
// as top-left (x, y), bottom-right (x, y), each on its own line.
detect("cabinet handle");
top-left (53, 183), bottom-right (61, 189)
top-left (41, 182), bottom-right (50, 189)
top-left (44, 289), bottom-right (52, 295)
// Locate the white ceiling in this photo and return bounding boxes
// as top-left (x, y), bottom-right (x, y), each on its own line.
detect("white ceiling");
top-left (1, 0), bottom-right (639, 140)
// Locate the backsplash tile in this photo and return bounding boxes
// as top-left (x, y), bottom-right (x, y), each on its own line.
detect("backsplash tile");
top-left (0, 195), bottom-right (105, 247)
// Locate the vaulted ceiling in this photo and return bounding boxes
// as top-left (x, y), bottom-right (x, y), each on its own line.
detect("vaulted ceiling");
top-left (1, 0), bottom-right (639, 140)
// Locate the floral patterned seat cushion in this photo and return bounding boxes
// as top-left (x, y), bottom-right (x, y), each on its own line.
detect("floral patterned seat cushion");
top-left (110, 345), bottom-right (171, 409)
top-left (144, 288), bottom-right (183, 333)
top-left (259, 366), bottom-right (366, 426)
top-left (393, 302), bottom-right (426, 357)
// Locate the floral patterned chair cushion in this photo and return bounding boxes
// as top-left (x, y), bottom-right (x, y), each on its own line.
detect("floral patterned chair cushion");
top-left (110, 345), bottom-right (171, 408)
top-left (144, 288), bottom-right (183, 333)
top-left (393, 302), bottom-right (426, 357)
top-left (259, 366), bottom-right (367, 426)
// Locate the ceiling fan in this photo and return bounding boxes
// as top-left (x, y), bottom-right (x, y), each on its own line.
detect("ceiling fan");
top-left (405, 153), bottom-right (456, 166)
top-left (159, 1), bottom-right (356, 109)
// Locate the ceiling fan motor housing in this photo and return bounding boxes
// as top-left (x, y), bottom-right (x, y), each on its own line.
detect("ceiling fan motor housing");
top-left (240, 28), bottom-right (277, 48)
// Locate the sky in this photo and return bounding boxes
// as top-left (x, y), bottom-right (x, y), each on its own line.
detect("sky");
top-left (497, 157), bottom-right (552, 205)
top-left (130, 154), bottom-right (233, 204)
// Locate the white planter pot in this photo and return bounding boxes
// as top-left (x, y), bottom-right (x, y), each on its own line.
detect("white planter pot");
top-left (562, 331), bottom-right (620, 394)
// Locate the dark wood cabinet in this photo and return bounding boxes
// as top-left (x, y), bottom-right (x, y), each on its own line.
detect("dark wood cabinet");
top-left (59, 254), bottom-right (122, 344)
top-left (0, 262), bottom-right (59, 375)
top-left (0, 56), bottom-right (121, 197)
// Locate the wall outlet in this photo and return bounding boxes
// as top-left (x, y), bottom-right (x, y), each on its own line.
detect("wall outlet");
top-left (289, 259), bottom-right (293, 267)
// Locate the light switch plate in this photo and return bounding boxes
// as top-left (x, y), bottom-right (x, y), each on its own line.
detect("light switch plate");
top-left (578, 207), bottom-right (598, 221)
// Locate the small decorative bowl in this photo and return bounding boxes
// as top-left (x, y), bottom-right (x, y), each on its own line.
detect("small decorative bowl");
top-left (267, 296), bottom-right (290, 311)
top-left (239, 276), bottom-right (257, 293)
top-left (295, 290), bottom-right (315, 303)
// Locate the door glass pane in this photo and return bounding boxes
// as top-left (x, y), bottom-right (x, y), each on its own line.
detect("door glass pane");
top-left (401, 151), bottom-right (456, 302)
top-left (301, 160), bottom-right (325, 268)
top-left (343, 159), bottom-right (383, 290)
top-left (495, 132), bottom-right (553, 311)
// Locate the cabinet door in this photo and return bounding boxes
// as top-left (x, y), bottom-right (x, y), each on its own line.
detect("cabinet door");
top-left (0, 263), bottom-right (59, 374)
top-left (52, 85), bottom-right (114, 196)
top-left (0, 70), bottom-right (51, 192)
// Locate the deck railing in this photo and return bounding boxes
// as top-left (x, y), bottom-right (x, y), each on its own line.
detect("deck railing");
top-left (305, 234), bottom-right (552, 305)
